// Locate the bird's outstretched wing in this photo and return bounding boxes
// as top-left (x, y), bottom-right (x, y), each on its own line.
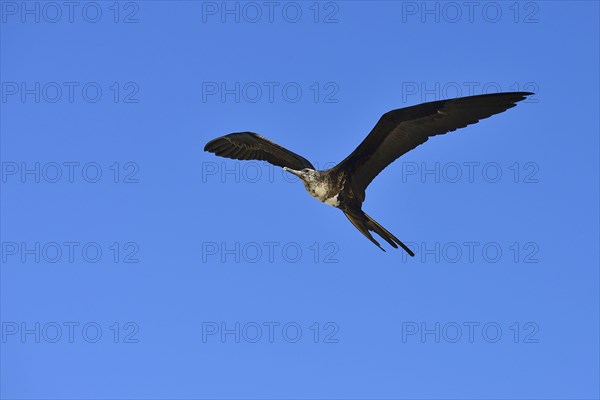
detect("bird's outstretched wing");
top-left (333, 92), bottom-right (533, 201)
top-left (204, 132), bottom-right (314, 170)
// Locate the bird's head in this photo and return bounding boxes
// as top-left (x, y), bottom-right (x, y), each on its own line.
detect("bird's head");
top-left (283, 167), bottom-right (319, 183)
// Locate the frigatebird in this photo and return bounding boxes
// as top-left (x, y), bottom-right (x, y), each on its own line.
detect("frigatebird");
top-left (204, 92), bottom-right (533, 256)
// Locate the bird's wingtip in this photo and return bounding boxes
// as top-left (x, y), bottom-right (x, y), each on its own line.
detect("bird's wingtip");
top-left (204, 137), bottom-right (221, 152)
top-left (507, 91), bottom-right (534, 104)
top-left (515, 91), bottom-right (535, 99)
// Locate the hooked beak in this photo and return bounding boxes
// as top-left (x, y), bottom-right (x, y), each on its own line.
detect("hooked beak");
top-left (283, 167), bottom-right (303, 179)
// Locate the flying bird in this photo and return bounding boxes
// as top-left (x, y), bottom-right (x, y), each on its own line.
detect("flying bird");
top-left (204, 92), bottom-right (533, 256)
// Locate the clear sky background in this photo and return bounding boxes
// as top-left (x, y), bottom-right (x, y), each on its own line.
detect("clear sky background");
top-left (1, 1), bottom-right (599, 399)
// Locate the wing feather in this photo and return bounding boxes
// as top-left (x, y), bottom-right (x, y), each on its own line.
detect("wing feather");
top-left (333, 92), bottom-right (533, 200)
top-left (204, 132), bottom-right (314, 170)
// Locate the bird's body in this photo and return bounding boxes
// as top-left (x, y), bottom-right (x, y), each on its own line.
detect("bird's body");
top-left (204, 92), bottom-right (533, 256)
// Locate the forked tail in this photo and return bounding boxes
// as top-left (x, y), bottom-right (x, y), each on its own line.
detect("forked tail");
top-left (343, 210), bottom-right (415, 256)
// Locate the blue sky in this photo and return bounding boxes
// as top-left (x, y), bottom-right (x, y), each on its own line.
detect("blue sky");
top-left (1, 1), bottom-right (599, 399)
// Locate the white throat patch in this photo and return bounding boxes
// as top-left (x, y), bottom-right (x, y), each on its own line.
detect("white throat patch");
top-left (323, 194), bottom-right (340, 207)
top-left (306, 181), bottom-right (339, 207)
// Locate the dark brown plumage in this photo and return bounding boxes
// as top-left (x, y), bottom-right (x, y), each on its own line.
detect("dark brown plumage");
top-left (332, 92), bottom-right (532, 202)
top-left (204, 132), bottom-right (314, 171)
